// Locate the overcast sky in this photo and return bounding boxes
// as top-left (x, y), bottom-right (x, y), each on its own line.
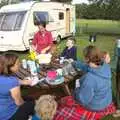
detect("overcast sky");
top-left (72, 0), bottom-right (89, 4)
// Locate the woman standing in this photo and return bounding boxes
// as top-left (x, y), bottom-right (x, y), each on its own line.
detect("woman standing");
top-left (32, 21), bottom-right (53, 54)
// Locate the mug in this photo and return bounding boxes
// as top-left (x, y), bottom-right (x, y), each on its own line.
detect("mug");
top-left (56, 68), bottom-right (63, 76)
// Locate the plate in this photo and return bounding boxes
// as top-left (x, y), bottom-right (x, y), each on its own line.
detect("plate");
top-left (46, 76), bottom-right (64, 85)
top-left (37, 53), bottom-right (52, 64)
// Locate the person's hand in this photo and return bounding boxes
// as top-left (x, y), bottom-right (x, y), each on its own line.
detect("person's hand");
top-left (24, 79), bottom-right (32, 86)
top-left (104, 53), bottom-right (111, 64)
top-left (41, 49), bottom-right (46, 54)
top-left (20, 79), bottom-right (32, 86)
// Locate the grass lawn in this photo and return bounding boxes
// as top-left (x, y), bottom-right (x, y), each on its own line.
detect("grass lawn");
top-left (76, 19), bottom-right (120, 35)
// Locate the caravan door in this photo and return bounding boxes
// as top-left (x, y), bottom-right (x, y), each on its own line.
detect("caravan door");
top-left (66, 8), bottom-right (70, 34)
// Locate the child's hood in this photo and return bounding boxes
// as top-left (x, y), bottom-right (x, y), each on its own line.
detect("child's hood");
top-left (88, 63), bottom-right (111, 79)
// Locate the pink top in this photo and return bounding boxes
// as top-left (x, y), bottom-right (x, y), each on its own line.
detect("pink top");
top-left (32, 30), bottom-right (53, 53)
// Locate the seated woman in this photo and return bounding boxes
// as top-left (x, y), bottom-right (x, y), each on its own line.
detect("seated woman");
top-left (60, 37), bottom-right (77, 61)
top-left (0, 53), bottom-right (35, 120)
top-left (73, 45), bottom-right (116, 119)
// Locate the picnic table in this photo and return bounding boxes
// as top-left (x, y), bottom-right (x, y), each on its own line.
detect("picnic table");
top-left (16, 59), bottom-right (84, 97)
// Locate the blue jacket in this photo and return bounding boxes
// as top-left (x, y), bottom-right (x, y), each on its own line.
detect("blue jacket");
top-left (74, 60), bottom-right (112, 111)
top-left (61, 46), bottom-right (77, 60)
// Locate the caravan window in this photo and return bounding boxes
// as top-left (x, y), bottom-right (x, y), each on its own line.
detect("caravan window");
top-left (33, 11), bottom-right (49, 25)
top-left (0, 11), bottom-right (26, 31)
top-left (59, 12), bottom-right (64, 20)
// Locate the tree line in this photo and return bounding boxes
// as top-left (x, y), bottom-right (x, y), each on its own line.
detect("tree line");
top-left (76, 0), bottom-right (120, 20)
top-left (1, 0), bottom-right (120, 20)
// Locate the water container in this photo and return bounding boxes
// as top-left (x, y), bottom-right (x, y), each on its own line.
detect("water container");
top-left (22, 59), bottom-right (27, 69)
top-left (27, 60), bottom-right (37, 75)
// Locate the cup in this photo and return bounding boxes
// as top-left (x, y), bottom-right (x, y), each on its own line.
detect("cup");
top-left (27, 60), bottom-right (37, 75)
top-left (60, 57), bottom-right (64, 64)
top-left (56, 68), bottom-right (63, 76)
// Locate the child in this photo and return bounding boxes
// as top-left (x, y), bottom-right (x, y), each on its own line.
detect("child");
top-left (32, 95), bottom-right (84, 120)
top-left (32, 95), bottom-right (57, 120)
top-left (61, 37), bottom-right (77, 61)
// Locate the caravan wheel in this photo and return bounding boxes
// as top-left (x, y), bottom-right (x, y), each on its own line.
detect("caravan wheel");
top-left (56, 35), bottom-right (61, 43)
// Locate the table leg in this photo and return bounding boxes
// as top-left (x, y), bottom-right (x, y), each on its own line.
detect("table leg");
top-left (62, 84), bottom-right (71, 96)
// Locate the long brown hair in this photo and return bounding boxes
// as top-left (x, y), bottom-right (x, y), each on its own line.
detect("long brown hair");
top-left (83, 45), bottom-right (102, 65)
top-left (0, 55), bottom-right (5, 74)
top-left (0, 53), bottom-right (19, 75)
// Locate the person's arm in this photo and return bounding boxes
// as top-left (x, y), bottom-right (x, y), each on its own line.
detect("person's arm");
top-left (32, 33), bottom-right (38, 51)
top-left (73, 60), bottom-right (89, 72)
top-left (41, 46), bottom-right (51, 54)
top-left (10, 86), bottom-right (24, 106)
top-left (19, 79), bottom-right (32, 86)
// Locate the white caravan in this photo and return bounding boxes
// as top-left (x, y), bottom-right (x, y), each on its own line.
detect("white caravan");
top-left (0, 1), bottom-right (75, 51)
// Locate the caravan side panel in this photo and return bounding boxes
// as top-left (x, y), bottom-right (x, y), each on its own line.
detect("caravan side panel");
top-left (0, 2), bottom-right (35, 51)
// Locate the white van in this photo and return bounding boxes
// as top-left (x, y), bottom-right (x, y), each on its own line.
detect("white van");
top-left (0, 1), bottom-right (75, 51)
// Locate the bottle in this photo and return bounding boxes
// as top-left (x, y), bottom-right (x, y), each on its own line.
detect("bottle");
top-left (27, 60), bottom-right (37, 75)
top-left (27, 60), bottom-right (39, 86)
top-left (22, 59), bottom-right (27, 69)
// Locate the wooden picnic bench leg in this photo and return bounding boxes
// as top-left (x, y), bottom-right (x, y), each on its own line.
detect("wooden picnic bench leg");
top-left (62, 84), bottom-right (71, 96)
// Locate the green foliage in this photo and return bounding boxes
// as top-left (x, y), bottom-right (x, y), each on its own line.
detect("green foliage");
top-left (0, 1), bottom-right (8, 8)
top-left (76, 0), bottom-right (120, 20)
